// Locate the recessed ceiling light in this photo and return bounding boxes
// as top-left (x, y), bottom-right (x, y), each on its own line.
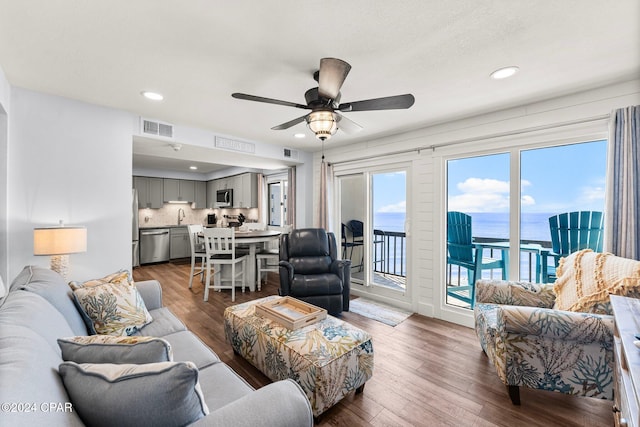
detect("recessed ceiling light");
top-left (141, 91), bottom-right (164, 101)
top-left (490, 66), bottom-right (519, 80)
top-left (294, 133), bottom-right (306, 138)
top-left (189, 166), bottom-right (198, 170)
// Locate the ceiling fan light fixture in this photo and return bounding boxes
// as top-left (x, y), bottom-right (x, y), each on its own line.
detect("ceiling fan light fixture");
top-left (306, 110), bottom-right (337, 141)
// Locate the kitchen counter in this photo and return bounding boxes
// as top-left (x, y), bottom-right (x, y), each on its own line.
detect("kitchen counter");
top-left (140, 224), bottom-right (193, 229)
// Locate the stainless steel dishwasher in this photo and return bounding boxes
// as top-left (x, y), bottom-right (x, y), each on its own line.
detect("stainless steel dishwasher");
top-left (139, 228), bottom-right (170, 264)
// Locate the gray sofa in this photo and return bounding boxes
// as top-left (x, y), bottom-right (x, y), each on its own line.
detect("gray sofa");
top-left (0, 265), bottom-right (313, 427)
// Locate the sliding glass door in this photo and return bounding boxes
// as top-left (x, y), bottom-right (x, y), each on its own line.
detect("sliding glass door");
top-left (444, 139), bottom-right (607, 310)
top-left (337, 164), bottom-right (410, 303)
top-left (371, 171), bottom-right (407, 292)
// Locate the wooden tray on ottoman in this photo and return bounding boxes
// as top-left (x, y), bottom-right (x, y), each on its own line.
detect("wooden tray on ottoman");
top-left (255, 297), bottom-right (327, 330)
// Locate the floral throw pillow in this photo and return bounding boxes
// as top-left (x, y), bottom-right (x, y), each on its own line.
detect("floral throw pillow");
top-left (69, 271), bottom-right (153, 336)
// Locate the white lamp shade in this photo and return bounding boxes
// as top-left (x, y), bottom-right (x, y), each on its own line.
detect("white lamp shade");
top-left (34, 227), bottom-right (87, 255)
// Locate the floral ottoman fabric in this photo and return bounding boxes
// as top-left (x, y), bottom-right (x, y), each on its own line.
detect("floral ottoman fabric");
top-left (224, 296), bottom-right (374, 416)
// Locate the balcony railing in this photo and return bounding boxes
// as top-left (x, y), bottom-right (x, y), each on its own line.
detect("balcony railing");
top-left (350, 231), bottom-right (552, 288)
top-left (448, 236), bottom-right (553, 284)
top-left (372, 229), bottom-right (406, 278)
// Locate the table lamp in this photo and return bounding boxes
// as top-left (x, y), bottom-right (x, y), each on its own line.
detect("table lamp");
top-left (34, 222), bottom-right (87, 279)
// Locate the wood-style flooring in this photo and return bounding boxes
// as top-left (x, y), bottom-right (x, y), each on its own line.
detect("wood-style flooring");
top-left (132, 261), bottom-right (612, 427)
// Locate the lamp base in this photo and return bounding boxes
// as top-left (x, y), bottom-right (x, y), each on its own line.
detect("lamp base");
top-left (50, 255), bottom-right (70, 280)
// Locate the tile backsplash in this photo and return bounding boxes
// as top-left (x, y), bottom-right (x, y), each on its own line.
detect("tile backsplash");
top-left (138, 204), bottom-right (259, 227)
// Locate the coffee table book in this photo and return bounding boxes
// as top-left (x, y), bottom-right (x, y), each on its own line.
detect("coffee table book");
top-left (255, 297), bottom-right (327, 330)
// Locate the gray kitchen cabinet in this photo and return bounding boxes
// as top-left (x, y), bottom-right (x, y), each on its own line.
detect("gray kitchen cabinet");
top-left (193, 181), bottom-right (207, 209)
top-left (204, 173), bottom-right (258, 209)
top-left (234, 173), bottom-right (258, 208)
top-left (163, 179), bottom-right (196, 202)
top-left (163, 179), bottom-right (179, 202)
top-left (169, 227), bottom-right (190, 259)
top-left (134, 176), bottom-right (164, 209)
top-left (217, 178), bottom-right (231, 190)
top-left (206, 180), bottom-right (217, 209)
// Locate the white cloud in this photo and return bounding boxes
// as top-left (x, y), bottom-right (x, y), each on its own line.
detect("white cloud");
top-left (378, 200), bottom-right (406, 213)
top-left (449, 178), bottom-right (536, 212)
top-left (458, 178), bottom-right (509, 194)
top-left (448, 192), bottom-right (509, 212)
top-left (521, 195), bottom-right (535, 206)
top-left (578, 185), bottom-right (605, 203)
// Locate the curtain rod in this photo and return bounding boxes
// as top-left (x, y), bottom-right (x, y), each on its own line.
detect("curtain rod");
top-left (328, 113), bottom-right (610, 166)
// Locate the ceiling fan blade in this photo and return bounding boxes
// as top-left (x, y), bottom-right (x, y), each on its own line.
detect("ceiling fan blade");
top-left (335, 112), bottom-right (363, 134)
top-left (338, 94), bottom-right (415, 112)
top-left (232, 93), bottom-right (310, 110)
top-left (318, 58), bottom-right (351, 100)
top-left (271, 114), bottom-right (308, 130)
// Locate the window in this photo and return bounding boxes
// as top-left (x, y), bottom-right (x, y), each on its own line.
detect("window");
top-left (445, 139), bottom-right (606, 310)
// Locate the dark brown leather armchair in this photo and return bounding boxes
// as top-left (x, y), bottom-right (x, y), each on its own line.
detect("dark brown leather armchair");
top-left (279, 228), bottom-right (351, 315)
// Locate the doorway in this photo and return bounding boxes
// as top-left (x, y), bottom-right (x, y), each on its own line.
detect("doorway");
top-left (337, 164), bottom-right (410, 303)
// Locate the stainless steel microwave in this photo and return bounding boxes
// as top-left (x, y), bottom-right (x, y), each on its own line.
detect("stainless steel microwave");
top-left (216, 189), bottom-right (233, 207)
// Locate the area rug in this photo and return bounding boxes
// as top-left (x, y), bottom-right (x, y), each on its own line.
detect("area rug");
top-left (349, 297), bottom-right (412, 326)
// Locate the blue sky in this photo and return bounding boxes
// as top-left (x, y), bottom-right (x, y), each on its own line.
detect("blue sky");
top-left (373, 171), bottom-right (406, 214)
top-left (447, 140), bottom-right (607, 213)
top-left (363, 139), bottom-right (606, 218)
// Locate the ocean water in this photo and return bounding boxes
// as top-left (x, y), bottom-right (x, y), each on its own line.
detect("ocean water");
top-left (369, 211), bottom-right (555, 282)
top-left (374, 212), bottom-right (554, 242)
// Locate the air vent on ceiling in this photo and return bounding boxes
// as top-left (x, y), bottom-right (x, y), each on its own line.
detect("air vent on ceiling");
top-left (141, 118), bottom-right (174, 139)
top-left (283, 148), bottom-right (298, 159)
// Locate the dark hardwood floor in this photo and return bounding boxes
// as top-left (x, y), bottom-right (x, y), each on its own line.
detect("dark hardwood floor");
top-left (133, 261), bottom-right (612, 427)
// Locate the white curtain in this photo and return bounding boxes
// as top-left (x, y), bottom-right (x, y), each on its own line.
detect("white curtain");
top-left (286, 167), bottom-right (296, 228)
top-left (317, 158), bottom-right (333, 230)
top-left (604, 105), bottom-right (640, 260)
top-left (257, 173), bottom-right (266, 225)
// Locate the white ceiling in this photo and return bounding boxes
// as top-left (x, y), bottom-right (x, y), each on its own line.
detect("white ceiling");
top-left (1, 1), bottom-right (638, 172)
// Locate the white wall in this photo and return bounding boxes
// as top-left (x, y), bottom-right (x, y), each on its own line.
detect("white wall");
top-left (294, 150), bottom-right (314, 228)
top-left (0, 65), bottom-right (10, 295)
top-left (316, 79), bottom-right (640, 327)
top-left (7, 88), bottom-right (135, 282)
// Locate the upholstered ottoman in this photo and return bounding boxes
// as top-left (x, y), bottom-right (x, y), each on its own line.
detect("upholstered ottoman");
top-left (224, 296), bottom-right (374, 417)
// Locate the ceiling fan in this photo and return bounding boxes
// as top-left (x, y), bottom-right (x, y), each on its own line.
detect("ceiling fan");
top-left (232, 58), bottom-right (415, 141)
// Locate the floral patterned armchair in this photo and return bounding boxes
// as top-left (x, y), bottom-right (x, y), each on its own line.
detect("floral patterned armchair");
top-left (474, 279), bottom-right (615, 405)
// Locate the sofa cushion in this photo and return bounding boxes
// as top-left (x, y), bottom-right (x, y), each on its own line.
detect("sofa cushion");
top-left (197, 362), bottom-right (254, 411)
top-left (0, 291), bottom-right (75, 354)
top-left (162, 331), bottom-right (220, 369)
top-left (58, 335), bottom-right (173, 364)
top-left (70, 271), bottom-right (153, 336)
top-left (12, 265), bottom-right (88, 336)
top-left (133, 307), bottom-right (187, 337)
top-left (0, 326), bottom-right (84, 426)
top-left (553, 249), bottom-right (640, 314)
top-left (59, 361), bottom-right (209, 427)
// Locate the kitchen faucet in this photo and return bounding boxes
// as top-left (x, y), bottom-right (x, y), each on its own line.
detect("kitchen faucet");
top-left (178, 208), bottom-right (185, 225)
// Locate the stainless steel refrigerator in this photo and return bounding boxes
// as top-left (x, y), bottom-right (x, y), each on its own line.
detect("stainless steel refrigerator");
top-left (132, 189), bottom-right (140, 267)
